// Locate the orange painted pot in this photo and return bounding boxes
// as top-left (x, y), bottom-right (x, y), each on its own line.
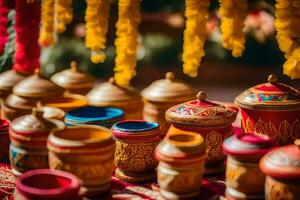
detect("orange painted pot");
top-left (47, 126), bottom-right (115, 197)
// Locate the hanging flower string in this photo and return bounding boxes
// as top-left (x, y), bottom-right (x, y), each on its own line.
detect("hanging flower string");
top-left (182, 0), bottom-right (210, 78)
top-left (39, 0), bottom-right (55, 47)
top-left (0, 0), bottom-right (10, 54)
top-left (275, 0), bottom-right (300, 79)
top-left (219, 0), bottom-right (247, 58)
top-left (85, 0), bottom-right (110, 63)
top-left (55, 0), bottom-right (73, 33)
top-left (13, 0), bottom-right (40, 74)
top-left (114, 0), bottom-right (141, 86)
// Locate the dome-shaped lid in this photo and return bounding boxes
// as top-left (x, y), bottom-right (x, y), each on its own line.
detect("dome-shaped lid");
top-left (0, 69), bottom-right (26, 91)
top-left (51, 61), bottom-right (95, 90)
top-left (5, 94), bottom-right (37, 110)
top-left (11, 107), bottom-right (58, 133)
top-left (235, 74), bottom-right (300, 111)
top-left (223, 133), bottom-right (274, 157)
top-left (165, 91), bottom-right (237, 127)
top-left (141, 72), bottom-right (195, 102)
top-left (87, 77), bottom-right (141, 105)
top-left (260, 139), bottom-right (300, 179)
top-left (13, 69), bottom-right (64, 98)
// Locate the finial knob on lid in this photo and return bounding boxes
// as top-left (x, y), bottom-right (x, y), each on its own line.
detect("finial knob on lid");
top-left (32, 107), bottom-right (44, 118)
top-left (108, 77), bottom-right (116, 85)
top-left (34, 68), bottom-right (41, 77)
top-left (70, 61), bottom-right (78, 72)
top-left (165, 72), bottom-right (175, 80)
top-left (268, 74), bottom-right (278, 84)
top-left (295, 139), bottom-right (300, 148)
top-left (197, 91), bottom-right (207, 101)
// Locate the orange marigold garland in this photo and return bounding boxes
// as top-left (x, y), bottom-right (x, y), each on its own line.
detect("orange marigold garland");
top-left (219, 0), bottom-right (247, 58)
top-left (85, 0), bottom-right (110, 64)
top-left (55, 0), bottom-right (73, 33)
top-left (182, 0), bottom-right (210, 78)
top-left (275, 0), bottom-right (300, 79)
top-left (114, 0), bottom-right (141, 86)
top-left (39, 0), bottom-right (55, 47)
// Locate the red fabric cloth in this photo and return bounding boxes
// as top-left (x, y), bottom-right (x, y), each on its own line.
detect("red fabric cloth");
top-left (0, 0), bottom-right (11, 54)
top-left (13, 0), bottom-right (40, 74)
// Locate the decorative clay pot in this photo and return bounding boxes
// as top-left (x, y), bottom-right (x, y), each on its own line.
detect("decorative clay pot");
top-left (112, 120), bottom-right (161, 183)
top-left (9, 108), bottom-right (61, 176)
top-left (48, 126), bottom-right (115, 197)
top-left (155, 128), bottom-right (206, 199)
top-left (165, 91), bottom-right (237, 174)
top-left (260, 139), bottom-right (300, 200)
top-left (223, 133), bottom-right (274, 200)
top-left (0, 119), bottom-right (9, 163)
top-left (87, 77), bottom-right (143, 119)
top-left (235, 74), bottom-right (300, 146)
top-left (64, 106), bottom-right (124, 127)
top-left (0, 69), bottom-right (26, 99)
top-left (15, 169), bottom-right (80, 200)
top-left (141, 72), bottom-right (195, 135)
top-left (51, 61), bottom-right (95, 95)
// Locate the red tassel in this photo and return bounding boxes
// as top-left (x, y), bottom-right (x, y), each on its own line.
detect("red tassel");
top-left (13, 0), bottom-right (40, 74)
top-left (0, 0), bottom-right (10, 54)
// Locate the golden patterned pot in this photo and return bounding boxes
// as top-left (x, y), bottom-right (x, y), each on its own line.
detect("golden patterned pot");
top-left (47, 126), bottom-right (115, 197)
top-left (165, 91), bottom-right (237, 174)
top-left (260, 139), bottom-right (300, 200)
top-left (155, 128), bottom-right (206, 199)
top-left (111, 120), bottom-right (161, 183)
top-left (87, 77), bottom-right (143, 120)
top-left (0, 69), bottom-right (26, 99)
top-left (51, 61), bottom-right (95, 95)
top-left (141, 72), bottom-right (195, 135)
top-left (223, 133), bottom-right (274, 200)
top-left (235, 74), bottom-right (300, 146)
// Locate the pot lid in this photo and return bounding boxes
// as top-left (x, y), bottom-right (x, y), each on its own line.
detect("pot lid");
top-left (165, 91), bottom-right (237, 127)
top-left (13, 69), bottom-right (64, 98)
top-left (0, 69), bottom-right (26, 91)
top-left (223, 133), bottom-right (274, 157)
top-left (11, 107), bottom-right (58, 133)
top-left (260, 139), bottom-right (300, 179)
top-left (87, 77), bottom-right (141, 105)
top-left (141, 72), bottom-right (195, 102)
top-left (5, 94), bottom-right (37, 110)
top-left (51, 61), bottom-right (95, 89)
top-left (235, 74), bottom-right (300, 111)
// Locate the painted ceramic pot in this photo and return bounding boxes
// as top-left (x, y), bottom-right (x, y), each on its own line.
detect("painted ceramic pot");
top-left (223, 133), bottom-right (274, 200)
top-left (165, 91), bottom-right (237, 174)
top-left (87, 77), bottom-right (143, 119)
top-left (260, 139), bottom-right (300, 200)
top-left (141, 72), bottom-right (195, 135)
top-left (0, 69), bottom-right (26, 99)
top-left (51, 61), bottom-right (95, 95)
top-left (15, 169), bottom-right (80, 200)
top-left (0, 119), bottom-right (9, 162)
top-left (64, 106), bottom-right (124, 127)
top-left (48, 126), bottom-right (115, 197)
top-left (41, 93), bottom-right (87, 113)
top-left (235, 74), bottom-right (300, 146)
top-left (9, 108), bottom-right (59, 176)
top-left (155, 128), bottom-right (206, 199)
top-left (112, 120), bottom-right (161, 183)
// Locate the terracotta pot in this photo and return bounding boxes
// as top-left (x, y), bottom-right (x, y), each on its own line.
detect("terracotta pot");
top-left (87, 77), bottom-right (143, 120)
top-left (15, 169), bottom-right (80, 200)
top-left (0, 69), bottom-right (26, 99)
top-left (51, 61), bottom-right (95, 95)
top-left (112, 120), bottom-right (161, 183)
top-left (165, 91), bottom-right (237, 174)
top-left (155, 128), bottom-right (206, 199)
top-left (223, 133), bottom-right (274, 200)
top-left (0, 119), bottom-right (9, 163)
top-left (64, 106), bottom-right (124, 127)
top-left (260, 139), bottom-right (300, 200)
top-left (47, 126), bottom-right (115, 197)
top-left (9, 108), bottom-right (60, 176)
top-left (235, 74), bottom-right (300, 146)
top-left (141, 72), bottom-right (195, 135)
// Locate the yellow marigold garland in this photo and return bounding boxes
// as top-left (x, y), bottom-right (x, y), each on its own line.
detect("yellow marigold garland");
top-left (85, 0), bottom-right (110, 64)
top-left (114, 0), bottom-right (141, 86)
top-left (219, 0), bottom-right (247, 58)
top-left (55, 0), bottom-right (73, 33)
top-left (182, 0), bottom-right (210, 78)
top-left (275, 0), bottom-right (300, 79)
top-left (39, 0), bottom-right (56, 47)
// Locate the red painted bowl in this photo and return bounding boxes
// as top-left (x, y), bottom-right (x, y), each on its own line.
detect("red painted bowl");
top-left (15, 169), bottom-right (80, 200)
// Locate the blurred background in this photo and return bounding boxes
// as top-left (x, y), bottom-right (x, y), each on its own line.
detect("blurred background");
top-left (1, 0), bottom-right (299, 102)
